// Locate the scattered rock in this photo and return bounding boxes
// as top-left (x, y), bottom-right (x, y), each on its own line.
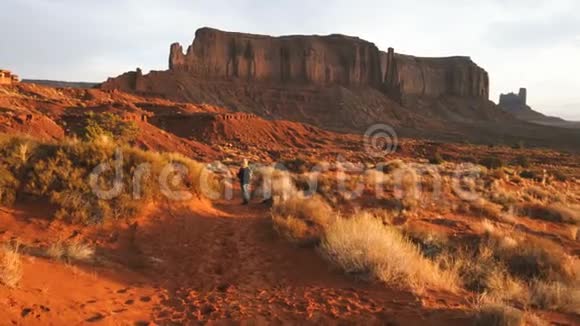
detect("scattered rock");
top-left (21, 308), bottom-right (32, 318)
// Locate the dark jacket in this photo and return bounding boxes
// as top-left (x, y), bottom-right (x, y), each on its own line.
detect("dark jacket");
top-left (237, 167), bottom-right (252, 185)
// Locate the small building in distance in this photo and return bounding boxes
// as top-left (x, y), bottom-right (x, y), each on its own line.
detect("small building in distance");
top-left (0, 69), bottom-right (19, 85)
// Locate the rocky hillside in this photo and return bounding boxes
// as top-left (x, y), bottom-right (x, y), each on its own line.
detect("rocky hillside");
top-left (100, 27), bottom-right (580, 150)
top-left (0, 83), bottom-right (375, 161)
top-left (101, 28), bottom-right (493, 128)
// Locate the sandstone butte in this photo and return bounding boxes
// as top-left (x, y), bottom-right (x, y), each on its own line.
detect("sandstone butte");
top-left (104, 27), bottom-right (488, 99)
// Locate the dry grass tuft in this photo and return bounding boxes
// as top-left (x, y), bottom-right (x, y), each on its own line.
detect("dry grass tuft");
top-left (524, 186), bottom-right (551, 202)
top-left (472, 298), bottom-right (547, 326)
top-left (403, 223), bottom-right (449, 259)
top-left (271, 215), bottom-right (315, 246)
top-left (497, 237), bottom-right (576, 283)
top-left (473, 301), bottom-right (525, 326)
top-left (0, 244), bottom-right (23, 288)
top-left (451, 245), bottom-right (506, 294)
top-left (46, 241), bottom-right (66, 260)
top-left (65, 241), bottom-right (95, 262)
top-left (320, 212), bottom-right (457, 292)
top-left (469, 198), bottom-right (503, 220)
top-left (566, 225), bottom-right (578, 241)
top-left (272, 193), bottom-right (333, 228)
top-left (391, 167), bottom-right (420, 210)
top-left (522, 203), bottom-right (580, 225)
top-left (489, 186), bottom-right (519, 209)
top-left (530, 281), bottom-right (580, 314)
top-left (271, 193), bottom-right (333, 245)
top-left (46, 240), bottom-right (95, 262)
top-left (378, 159), bottom-right (406, 173)
top-left (485, 268), bottom-right (529, 304)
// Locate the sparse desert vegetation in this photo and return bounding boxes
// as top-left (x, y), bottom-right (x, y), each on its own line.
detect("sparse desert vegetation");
top-left (271, 193), bottom-right (333, 246)
top-left (2, 128), bottom-right (575, 324)
top-left (472, 300), bottom-right (546, 326)
top-left (1, 82), bottom-right (579, 325)
top-left (320, 211), bottom-right (457, 292)
top-left (0, 135), bottom-right (217, 224)
top-left (46, 240), bottom-right (95, 262)
top-left (0, 244), bottom-right (22, 288)
top-left (267, 157), bottom-right (580, 323)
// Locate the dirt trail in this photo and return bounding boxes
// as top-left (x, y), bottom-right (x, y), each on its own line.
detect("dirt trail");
top-left (134, 199), bottom-right (470, 325)
top-left (0, 198), bottom-right (471, 325)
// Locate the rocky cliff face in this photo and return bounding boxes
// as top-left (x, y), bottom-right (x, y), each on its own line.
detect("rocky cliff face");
top-left (169, 27), bottom-right (384, 87)
top-left (101, 27), bottom-right (501, 135)
top-left (382, 49), bottom-right (489, 100)
top-left (165, 28), bottom-right (489, 99)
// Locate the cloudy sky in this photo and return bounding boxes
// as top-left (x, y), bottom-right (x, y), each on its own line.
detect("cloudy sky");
top-left (1, 0), bottom-right (579, 120)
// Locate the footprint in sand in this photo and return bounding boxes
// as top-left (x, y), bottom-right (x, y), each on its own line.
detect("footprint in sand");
top-left (112, 308), bottom-right (128, 314)
top-left (140, 296), bottom-right (152, 303)
top-left (134, 321), bottom-right (151, 326)
top-left (86, 313), bottom-right (106, 323)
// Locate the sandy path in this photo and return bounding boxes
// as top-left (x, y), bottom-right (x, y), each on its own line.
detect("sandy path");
top-left (0, 199), bottom-right (471, 325)
top-left (134, 200), bottom-right (470, 325)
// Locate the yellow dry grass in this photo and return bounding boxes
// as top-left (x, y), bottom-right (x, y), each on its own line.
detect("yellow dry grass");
top-left (320, 212), bottom-right (457, 292)
top-left (0, 244), bottom-right (22, 288)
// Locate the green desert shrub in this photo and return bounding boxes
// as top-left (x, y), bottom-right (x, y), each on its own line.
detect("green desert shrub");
top-left (0, 166), bottom-right (18, 206)
top-left (0, 135), bottom-right (215, 224)
top-left (82, 112), bottom-right (139, 143)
